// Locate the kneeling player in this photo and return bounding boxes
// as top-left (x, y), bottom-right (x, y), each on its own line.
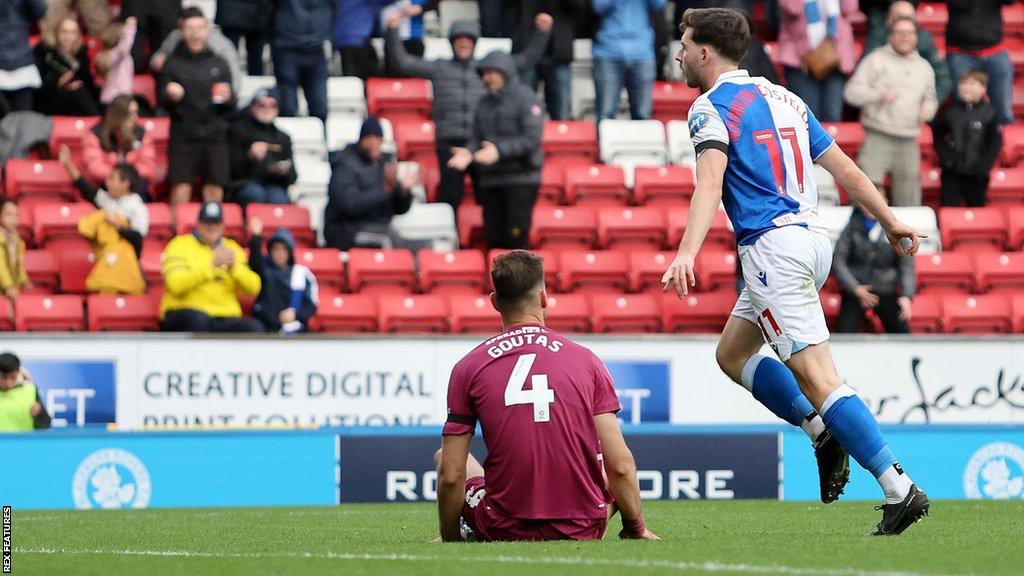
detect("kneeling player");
top-left (436, 250), bottom-right (658, 542)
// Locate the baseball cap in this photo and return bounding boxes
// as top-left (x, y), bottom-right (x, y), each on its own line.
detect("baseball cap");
top-left (197, 202), bottom-right (224, 224)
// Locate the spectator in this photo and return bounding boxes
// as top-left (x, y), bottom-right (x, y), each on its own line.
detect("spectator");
top-left (863, 1), bottom-right (950, 103)
top-left (832, 204), bottom-right (915, 334)
top-left (933, 70), bottom-right (1003, 207)
top-left (448, 52), bottom-right (544, 249)
top-left (81, 95), bottom-right (158, 198)
top-left (381, 0), bottom-right (439, 63)
top-left (0, 353), bottom-right (51, 432)
top-left (592, 0), bottom-right (667, 120)
top-left (385, 17), bottom-right (550, 214)
top-left (0, 0), bottom-right (47, 113)
top-left (151, 8), bottom-right (242, 93)
top-left (60, 146), bottom-right (148, 295)
top-left (160, 202), bottom-right (262, 332)
top-left (247, 218), bottom-right (318, 334)
top-left (844, 16), bottom-right (936, 206)
top-left (276, 0), bottom-right (333, 123)
top-left (511, 1), bottom-right (583, 121)
top-left (228, 87), bottom-right (297, 207)
top-left (335, 0), bottom-right (384, 80)
top-left (33, 16), bottom-right (101, 116)
top-left (95, 17), bottom-right (138, 106)
top-left (324, 117), bottom-right (423, 250)
top-left (159, 7), bottom-right (236, 211)
top-left (40, 0), bottom-right (108, 43)
top-left (122, 0), bottom-right (181, 72)
top-left (777, 0), bottom-right (858, 122)
top-left (0, 198), bottom-right (31, 303)
top-left (946, 0), bottom-right (1015, 125)
top-left (478, 0), bottom-right (517, 38)
top-left (737, 7), bottom-right (780, 84)
top-left (859, 0), bottom-right (916, 35)
top-left (215, 0), bottom-right (273, 76)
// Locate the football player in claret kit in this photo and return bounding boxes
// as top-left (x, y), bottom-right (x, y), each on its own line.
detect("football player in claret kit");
top-left (662, 8), bottom-right (929, 535)
top-left (436, 250), bottom-right (658, 542)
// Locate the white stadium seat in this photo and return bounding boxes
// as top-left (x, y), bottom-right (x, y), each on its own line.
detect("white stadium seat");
top-left (666, 120), bottom-right (696, 168)
top-left (188, 0), bottom-right (217, 20)
top-left (817, 205), bottom-right (854, 246)
top-left (438, 0), bottom-right (480, 38)
top-left (290, 157), bottom-right (332, 202)
top-left (237, 75), bottom-right (276, 106)
top-left (599, 120), bottom-right (667, 186)
top-left (815, 165), bottom-right (840, 206)
top-left (392, 202), bottom-right (458, 251)
top-left (328, 77), bottom-right (366, 117)
top-left (891, 206), bottom-right (941, 254)
top-left (275, 117), bottom-right (326, 159)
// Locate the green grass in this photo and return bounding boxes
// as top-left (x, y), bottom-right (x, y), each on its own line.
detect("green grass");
top-left (12, 500), bottom-right (1023, 576)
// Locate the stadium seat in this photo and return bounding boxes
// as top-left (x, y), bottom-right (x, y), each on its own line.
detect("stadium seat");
top-left (311, 292), bottom-right (378, 333)
top-left (943, 294), bottom-right (1012, 334)
top-left (915, 252), bottom-right (975, 295)
top-left (1007, 205), bottom-right (1024, 250)
top-left (53, 237), bottom-right (94, 293)
top-left (822, 123), bottom-right (864, 157)
top-left (665, 120), bottom-right (696, 166)
top-left (237, 75), bottom-right (277, 106)
top-left (590, 293), bottom-right (661, 333)
top-left (392, 201), bottom-right (458, 250)
top-left (347, 248), bottom-right (416, 294)
top-left (662, 289), bottom-right (736, 333)
top-left (325, 114), bottom-right (363, 152)
top-left (667, 207), bottom-right (733, 249)
top-left (920, 166), bottom-right (942, 208)
top-left (146, 203), bottom-right (173, 242)
top-left (651, 82), bottom-right (699, 125)
top-left (891, 206), bottom-right (942, 254)
top-left (275, 117), bottom-right (327, 159)
top-left (1012, 294), bottom-right (1024, 333)
top-left (597, 206), bottom-right (666, 250)
top-left (457, 203), bottom-right (484, 249)
top-left (133, 74), bottom-right (157, 108)
top-left (939, 207), bottom-right (1007, 252)
top-left (538, 162), bottom-right (568, 204)
top-left (5, 160), bottom-right (76, 201)
top-left (15, 294), bottom-right (85, 331)
top-left (23, 249), bottom-right (58, 291)
top-left (175, 202), bottom-right (244, 241)
top-left (246, 203), bottom-right (315, 247)
top-left (49, 116), bottom-right (99, 162)
top-left (448, 294), bottom-right (502, 333)
top-left (542, 120), bottom-right (598, 161)
top-left (818, 205), bottom-right (854, 245)
top-left (393, 119), bottom-right (436, 162)
top-left (564, 164), bottom-right (630, 205)
top-left (295, 247), bottom-right (344, 291)
top-left (633, 165), bottom-right (695, 206)
top-left (543, 293), bottom-right (591, 333)
top-left (975, 252), bottom-right (1024, 294)
top-left (530, 205), bottom-right (598, 248)
top-left (140, 239), bottom-right (165, 286)
top-left (33, 202), bottom-right (95, 245)
top-left (1000, 124), bottom-right (1024, 166)
top-left (87, 294), bottom-right (159, 331)
top-left (598, 120), bottom-right (668, 186)
top-left (628, 251), bottom-right (676, 293)
top-left (291, 156), bottom-right (332, 201)
top-left (0, 299), bottom-right (11, 331)
top-left (558, 250), bottom-right (630, 294)
top-left (365, 77), bottom-right (432, 120)
top-left (141, 117), bottom-right (170, 160)
top-left (987, 168), bottom-right (1024, 204)
top-left (908, 293), bottom-right (944, 333)
top-left (488, 248), bottom-right (560, 289)
top-left (417, 249), bottom-right (486, 294)
top-left (820, 292), bottom-right (843, 331)
top-left (327, 76), bottom-right (366, 116)
top-left (378, 294), bottom-right (449, 332)
top-left (916, 2), bottom-right (947, 34)
top-left (695, 249), bottom-right (738, 292)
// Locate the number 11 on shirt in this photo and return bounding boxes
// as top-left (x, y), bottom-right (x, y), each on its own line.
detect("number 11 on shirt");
top-left (753, 127), bottom-right (805, 195)
top-left (504, 353), bottom-right (555, 423)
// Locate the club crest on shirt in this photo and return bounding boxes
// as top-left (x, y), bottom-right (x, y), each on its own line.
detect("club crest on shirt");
top-left (689, 113), bottom-right (709, 138)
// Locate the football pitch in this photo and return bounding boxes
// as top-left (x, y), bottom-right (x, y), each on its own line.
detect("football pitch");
top-left (12, 500), bottom-right (1023, 576)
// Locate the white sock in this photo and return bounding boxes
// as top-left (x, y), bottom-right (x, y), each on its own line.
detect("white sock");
top-left (878, 464), bottom-right (913, 504)
top-left (801, 413), bottom-right (826, 443)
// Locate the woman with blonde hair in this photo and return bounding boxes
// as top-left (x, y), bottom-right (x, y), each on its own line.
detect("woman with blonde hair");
top-left (33, 15), bottom-right (100, 115)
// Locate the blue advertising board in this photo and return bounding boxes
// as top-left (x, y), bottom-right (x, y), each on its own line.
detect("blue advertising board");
top-left (21, 359), bottom-right (117, 428)
top-left (606, 361), bottom-right (671, 424)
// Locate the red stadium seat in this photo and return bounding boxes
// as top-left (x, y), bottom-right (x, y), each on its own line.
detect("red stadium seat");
top-left (1000, 124), bottom-right (1024, 166)
top-left (915, 252), bottom-right (975, 295)
top-left (393, 119), bottom-right (436, 162)
top-left (1007, 205), bottom-right (1024, 250)
top-left (87, 294), bottom-right (159, 331)
top-left (23, 249), bottom-right (58, 291)
top-left (295, 247), bottom-right (345, 291)
top-left (628, 251), bottom-right (676, 293)
top-left (591, 293), bottom-right (661, 333)
top-left (49, 116), bottom-right (99, 162)
top-left (558, 250), bottom-right (630, 294)
top-left (987, 168), bottom-right (1024, 205)
top-left (530, 205), bottom-right (597, 248)
top-left (311, 291), bottom-right (378, 333)
top-left (920, 166), bottom-right (942, 209)
top-left (0, 299), bottom-right (11, 331)
top-left (542, 120), bottom-right (598, 161)
top-left (347, 248), bottom-right (416, 294)
top-left (175, 202), bottom-right (244, 241)
top-left (133, 74), bottom-right (157, 108)
top-left (15, 200), bottom-right (34, 244)
top-left (667, 207), bottom-right (733, 249)
top-left (651, 81), bottom-right (700, 125)
top-left (457, 204), bottom-right (484, 249)
top-left (33, 202), bottom-right (95, 245)
top-left (544, 293), bottom-right (591, 333)
top-left (15, 294), bottom-right (85, 331)
top-left (662, 289), bottom-right (736, 333)
top-left (975, 252), bottom-right (1024, 294)
top-left (695, 249), bottom-right (738, 292)
top-left (633, 165), bottom-right (695, 206)
top-left (939, 207), bottom-right (1007, 252)
top-left (538, 161), bottom-right (567, 204)
top-left (1012, 294), bottom-right (1024, 333)
top-left (379, 294), bottom-right (449, 333)
top-left (246, 203), bottom-right (315, 247)
top-left (943, 294), bottom-right (1012, 334)
top-left (597, 206), bottom-right (667, 250)
top-left (909, 293), bottom-right (944, 333)
top-left (146, 203), bottom-right (173, 242)
top-left (448, 294), bottom-right (502, 333)
top-left (53, 237), bottom-right (94, 293)
top-left (140, 239), bottom-right (165, 286)
top-left (488, 248), bottom-right (560, 288)
top-left (563, 164), bottom-right (630, 205)
top-left (5, 160), bottom-right (76, 201)
top-left (141, 117), bottom-right (170, 160)
top-left (365, 77), bottom-right (432, 120)
top-left (820, 292), bottom-right (843, 331)
top-left (916, 3), bottom-right (947, 34)
top-left (417, 249), bottom-right (486, 295)
top-left (822, 123), bottom-right (864, 157)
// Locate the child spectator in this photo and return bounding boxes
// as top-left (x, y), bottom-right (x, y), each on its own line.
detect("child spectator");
top-left (60, 145), bottom-right (148, 295)
top-left (932, 69), bottom-right (1004, 207)
top-left (247, 217), bottom-right (318, 334)
top-left (0, 199), bottom-right (31, 302)
top-left (80, 95), bottom-right (158, 198)
top-left (95, 17), bottom-right (138, 105)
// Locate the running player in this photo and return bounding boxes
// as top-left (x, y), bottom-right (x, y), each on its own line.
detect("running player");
top-left (437, 250), bottom-right (658, 542)
top-left (662, 8), bottom-right (929, 535)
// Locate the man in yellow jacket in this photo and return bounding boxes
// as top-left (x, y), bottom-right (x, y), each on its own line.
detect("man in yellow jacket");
top-left (160, 202), bottom-right (263, 332)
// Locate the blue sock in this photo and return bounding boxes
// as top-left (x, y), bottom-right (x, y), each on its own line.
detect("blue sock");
top-left (741, 355), bottom-right (818, 433)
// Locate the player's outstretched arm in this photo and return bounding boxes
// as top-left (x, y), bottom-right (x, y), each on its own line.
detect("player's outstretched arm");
top-left (816, 145), bottom-right (927, 256)
top-left (595, 413), bottom-right (659, 540)
top-left (662, 148), bottom-right (728, 297)
top-left (437, 433), bottom-right (471, 542)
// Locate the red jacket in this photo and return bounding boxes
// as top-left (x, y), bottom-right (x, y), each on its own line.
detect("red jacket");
top-left (80, 125), bottom-right (158, 186)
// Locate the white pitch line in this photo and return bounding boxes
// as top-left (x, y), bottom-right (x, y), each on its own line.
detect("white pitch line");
top-left (14, 547), bottom-right (974, 576)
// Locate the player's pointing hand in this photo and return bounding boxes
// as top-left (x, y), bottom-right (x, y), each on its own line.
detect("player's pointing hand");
top-left (662, 252), bottom-right (697, 298)
top-left (884, 221), bottom-right (927, 256)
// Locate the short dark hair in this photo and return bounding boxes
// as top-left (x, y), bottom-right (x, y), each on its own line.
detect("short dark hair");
top-left (179, 6), bottom-right (205, 21)
top-left (0, 352), bottom-right (20, 375)
top-left (680, 8), bottom-right (750, 64)
top-left (491, 250), bottom-right (544, 313)
top-left (960, 68), bottom-right (989, 87)
top-left (111, 163), bottom-right (140, 188)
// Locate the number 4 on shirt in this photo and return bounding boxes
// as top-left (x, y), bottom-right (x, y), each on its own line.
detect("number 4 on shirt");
top-left (505, 353), bottom-right (555, 423)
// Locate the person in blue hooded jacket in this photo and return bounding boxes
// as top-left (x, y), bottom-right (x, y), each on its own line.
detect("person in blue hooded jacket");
top-left (247, 217), bottom-right (318, 334)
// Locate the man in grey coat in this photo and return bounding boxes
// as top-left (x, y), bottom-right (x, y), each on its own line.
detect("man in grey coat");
top-left (385, 14), bottom-right (551, 215)
top-left (448, 51), bottom-right (544, 250)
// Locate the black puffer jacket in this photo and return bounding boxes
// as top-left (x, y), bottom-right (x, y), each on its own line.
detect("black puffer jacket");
top-left (932, 99), bottom-right (1003, 177)
top-left (228, 110), bottom-right (298, 190)
top-left (215, 0), bottom-right (274, 33)
top-left (158, 43), bottom-right (236, 139)
top-left (324, 144), bottom-right (413, 250)
top-left (509, 0), bottom-right (585, 64)
top-left (469, 51), bottom-right (544, 189)
top-left (833, 208), bottom-right (916, 298)
top-left (946, 0), bottom-right (1015, 52)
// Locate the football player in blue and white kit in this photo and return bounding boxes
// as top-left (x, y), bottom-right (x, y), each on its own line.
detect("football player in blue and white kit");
top-left (662, 8), bottom-right (929, 535)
